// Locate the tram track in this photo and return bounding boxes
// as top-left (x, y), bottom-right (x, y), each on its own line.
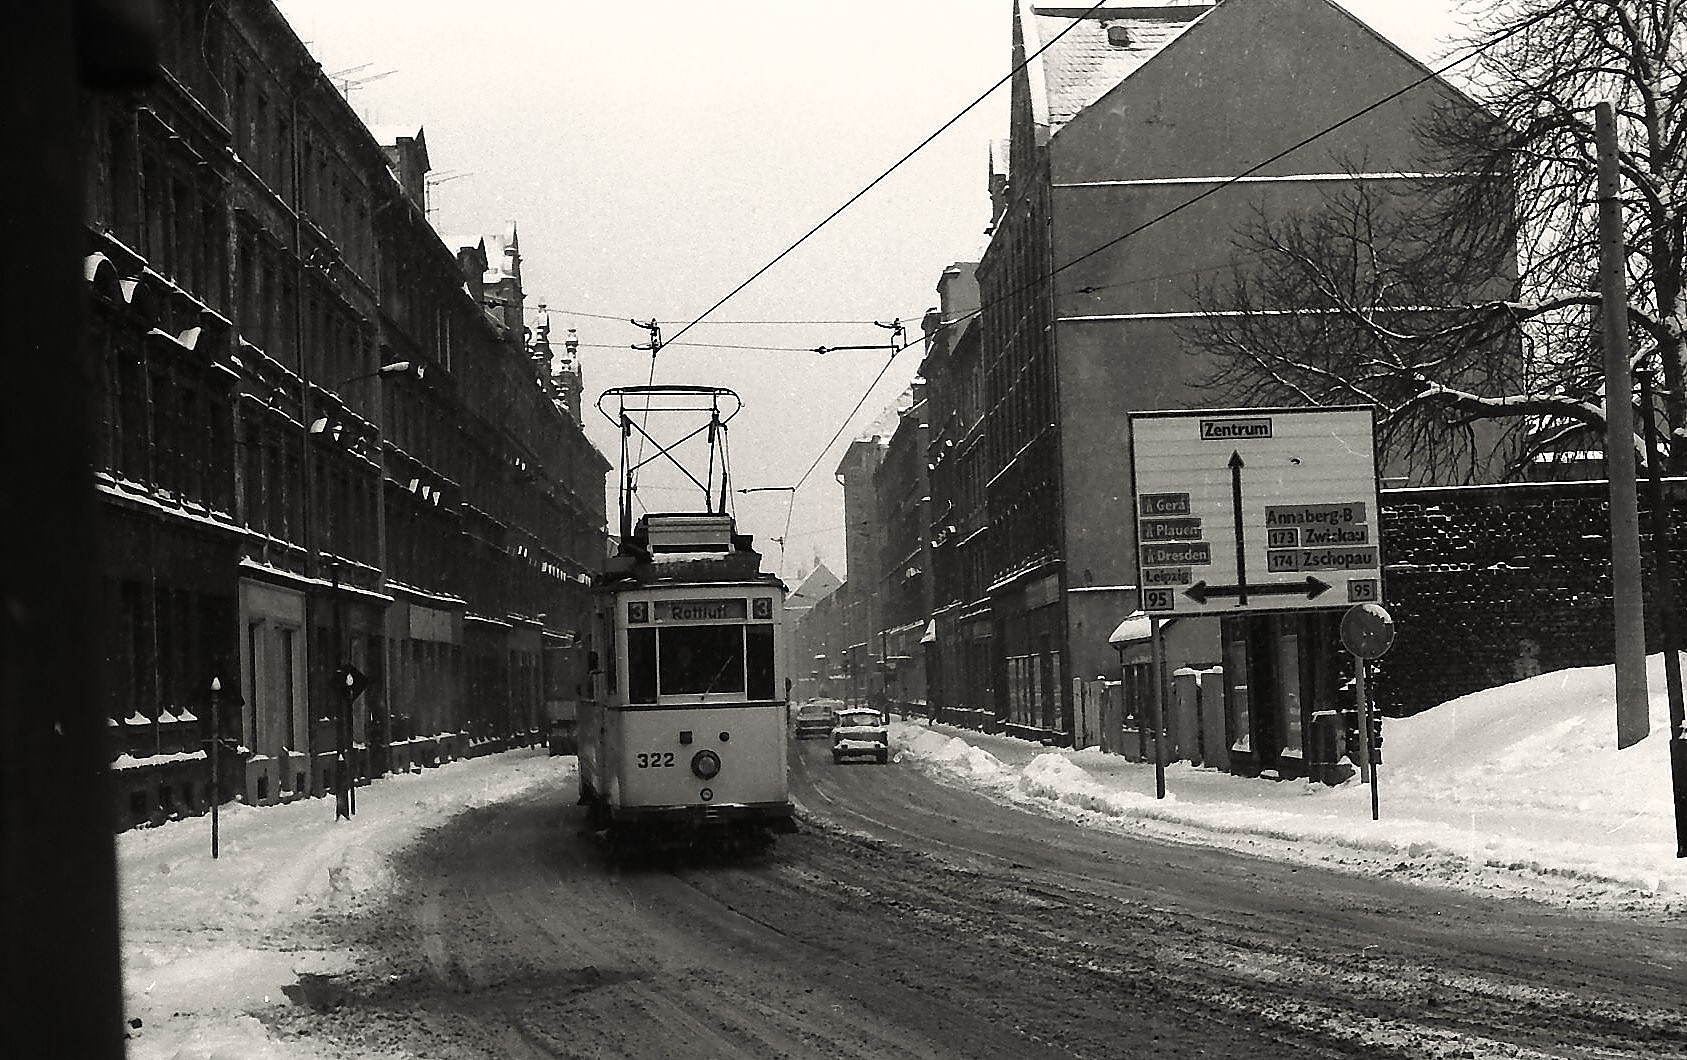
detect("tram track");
top-left (784, 739), bottom-right (1687, 1058)
top-left (260, 745), bottom-right (1685, 1059)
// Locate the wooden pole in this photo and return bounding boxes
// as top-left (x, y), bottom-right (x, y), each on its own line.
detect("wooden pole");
top-left (1596, 101), bottom-right (1651, 748)
top-left (1353, 656), bottom-right (1379, 821)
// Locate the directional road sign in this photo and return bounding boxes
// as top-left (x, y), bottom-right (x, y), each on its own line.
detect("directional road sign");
top-left (1128, 406), bottom-right (1382, 616)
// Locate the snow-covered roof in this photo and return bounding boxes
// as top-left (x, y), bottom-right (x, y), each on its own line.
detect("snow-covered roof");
top-left (1109, 610), bottom-right (1152, 645)
top-left (1026, 1), bottom-right (1216, 134)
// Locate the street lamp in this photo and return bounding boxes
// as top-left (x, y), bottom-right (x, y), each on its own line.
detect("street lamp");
top-left (305, 358), bottom-right (426, 817)
top-left (309, 361), bottom-right (424, 435)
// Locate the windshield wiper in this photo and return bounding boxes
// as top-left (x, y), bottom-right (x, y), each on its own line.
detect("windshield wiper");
top-left (701, 657), bottom-right (735, 698)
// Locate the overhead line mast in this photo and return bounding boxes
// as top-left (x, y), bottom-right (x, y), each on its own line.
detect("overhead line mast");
top-left (628, 318), bottom-right (664, 514)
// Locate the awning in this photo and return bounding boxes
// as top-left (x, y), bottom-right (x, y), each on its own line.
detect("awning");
top-left (1108, 610), bottom-right (1175, 647)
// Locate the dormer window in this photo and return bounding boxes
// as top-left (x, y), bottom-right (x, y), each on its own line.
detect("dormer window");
top-left (1106, 24), bottom-right (1132, 47)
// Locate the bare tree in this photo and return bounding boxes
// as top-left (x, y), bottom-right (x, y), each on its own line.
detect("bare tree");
top-left (1186, 0), bottom-right (1687, 479)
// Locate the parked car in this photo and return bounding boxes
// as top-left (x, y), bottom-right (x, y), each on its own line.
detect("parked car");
top-left (831, 707), bottom-right (889, 764)
top-left (793, 700), bottom-right (836, 740)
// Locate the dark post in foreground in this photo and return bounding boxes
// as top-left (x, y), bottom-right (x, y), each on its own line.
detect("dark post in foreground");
top-left (210, 678), bottom-right (222, 858)
top-left (1640, 370), bottom-right (1687, 858)
top-left (1, 3), bottom-right (157, 1055)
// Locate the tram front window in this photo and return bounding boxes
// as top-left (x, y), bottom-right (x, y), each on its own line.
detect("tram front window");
top-left (661, 625), bottom-right (745, 696)
top-left (626, 623), bottom-right (777, 703)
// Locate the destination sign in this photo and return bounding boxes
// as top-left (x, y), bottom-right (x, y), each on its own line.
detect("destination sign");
top-left (1138, 517), bottom-right (1203, 542)
top-left (1200, 417), bottom-right (1273, 441)
top-left (1266, 547), bottom-right (1379, 572)
top-left (1142, 565), bottom-right (1193, 586)
top-left (1128, 407), bottom-right (1383, 615)
top-left (657, 598), bottom-right (747, 623)
top-left (1265, 502), bottom-right (1367, 527)
top-left (1141, 542), bottom-right (1212, 567)
top-left (1139, 492), bottom-right (1191, 516)
top-left (1301, 524), bottom-right (1369, 545)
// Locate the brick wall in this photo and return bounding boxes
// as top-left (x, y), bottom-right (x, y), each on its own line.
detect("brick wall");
top-left (1376, 478), bottom-right (1687, 716)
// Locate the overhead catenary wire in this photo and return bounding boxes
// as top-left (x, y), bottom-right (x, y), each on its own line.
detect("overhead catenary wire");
top-left (572, 340), bottom-right (822, 353)
top-left (776, 334), bottom-right (910, 580)
top-left (555, 305), bottom-right (906, 326)
top-left (657, 0), bottom-right (1118, 353)
top-left (792, 337), bottom-right (914, 497)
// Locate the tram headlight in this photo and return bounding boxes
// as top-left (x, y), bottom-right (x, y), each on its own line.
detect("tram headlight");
top-left (691, 749), bottom-right (722, 780)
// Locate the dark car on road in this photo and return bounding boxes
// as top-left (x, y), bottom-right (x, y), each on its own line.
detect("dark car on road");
top-left (793, 700), bottom-right (836, 740)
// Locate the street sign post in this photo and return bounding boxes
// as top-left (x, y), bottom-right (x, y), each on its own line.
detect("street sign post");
top-left (1128, 407), bottom-right (1382, 616)
top-left (334, 665), bottom-right (367, 820)
top-left (1341, 602), bottom-right (1395, 821)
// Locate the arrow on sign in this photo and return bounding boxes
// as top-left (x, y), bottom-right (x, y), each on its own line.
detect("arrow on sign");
top-left (1184, 576), bottom-right (1332, 605)
top-left (1229, 450), bottom-right (1248, 606)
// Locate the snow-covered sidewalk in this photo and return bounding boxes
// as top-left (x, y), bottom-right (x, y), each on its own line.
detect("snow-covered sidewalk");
top-left (891, 654), bottom-right (1687, 911)
top-left (118, 748), bottom-right (576, 1060)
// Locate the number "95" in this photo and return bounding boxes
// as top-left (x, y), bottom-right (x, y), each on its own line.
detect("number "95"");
top-left (636, 751), bottom-right (675, 768)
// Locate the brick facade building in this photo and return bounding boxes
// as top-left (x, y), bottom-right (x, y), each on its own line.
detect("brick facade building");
top-left (84, 0), bottom-right (608, 828)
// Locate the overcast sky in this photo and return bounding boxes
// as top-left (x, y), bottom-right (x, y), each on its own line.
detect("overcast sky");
top-left (273, 0), bottom-right (1469, 584)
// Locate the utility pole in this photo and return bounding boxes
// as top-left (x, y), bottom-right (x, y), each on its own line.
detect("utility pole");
top-left (1596, 101), bottom-right (1651, 749)
top-left (1638, 372), bottom-right (1687, 856)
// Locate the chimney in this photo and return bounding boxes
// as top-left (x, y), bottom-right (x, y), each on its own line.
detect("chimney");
top-left (937, 262), bottom-right (981, 320)
top-left (381, 127), bottom-right (431, 208)
top-left (457, 243), bottom-right (485, 308)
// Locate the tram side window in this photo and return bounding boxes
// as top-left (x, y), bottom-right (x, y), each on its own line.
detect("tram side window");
top-left (628, 627), bottom-right (657, 704)
top-left (660, 624), bottom-right (745, 696)
top-left (598, 610), bottom-right (617, 695)
top-left (747, 625), bottom-right (775, 700)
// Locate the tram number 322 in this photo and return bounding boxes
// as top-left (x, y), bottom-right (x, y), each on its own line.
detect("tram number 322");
top-left (636, 752), bottom-right (676, 768)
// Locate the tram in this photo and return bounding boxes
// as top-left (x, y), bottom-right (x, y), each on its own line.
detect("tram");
top-left (577, 386), bottom-right (795, 848)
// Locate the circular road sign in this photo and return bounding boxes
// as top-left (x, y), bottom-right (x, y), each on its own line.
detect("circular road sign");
top-left (1340, 603), bottom-right (1395, 660)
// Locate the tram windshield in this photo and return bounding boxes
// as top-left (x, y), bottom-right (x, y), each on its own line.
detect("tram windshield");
top-left (628, 624), bottom-right (776, 703)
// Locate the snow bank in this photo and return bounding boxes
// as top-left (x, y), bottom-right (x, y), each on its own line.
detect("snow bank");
top-left (892, 654), bottom-right (1687, 906)
top-left (896, 727), bottom-right (1013, 786)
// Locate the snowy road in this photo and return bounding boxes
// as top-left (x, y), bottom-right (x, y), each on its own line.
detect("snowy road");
top-left (238, 741), bottom-right (1687, 1060)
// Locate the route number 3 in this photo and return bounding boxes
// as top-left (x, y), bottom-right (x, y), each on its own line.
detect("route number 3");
top-left (636, 751), bottom-right (675, 768)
